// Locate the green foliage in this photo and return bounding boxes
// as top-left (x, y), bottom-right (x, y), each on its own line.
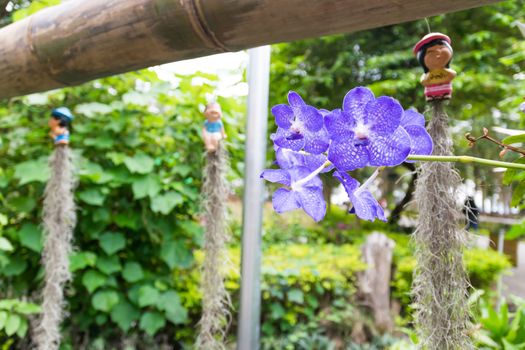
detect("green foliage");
top-left (392, 248), bottom-right (511, 309)
top-left (473, 297), bottom-right (525, 349)
top-left (0, 68), bottom-right (245, 348)
top-left (11, 0), bottom-right (61, 22)
top-left (0, 299), bottom-right (41, 341)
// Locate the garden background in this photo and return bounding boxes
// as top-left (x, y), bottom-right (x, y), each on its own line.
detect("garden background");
top-left (0, 0), bottom-right (524, 349)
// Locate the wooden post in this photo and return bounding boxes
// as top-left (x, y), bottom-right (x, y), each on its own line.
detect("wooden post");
top-left (358, 232), bottom-right (395, 332)
top-left (0, 0), bottom-right (498, 99)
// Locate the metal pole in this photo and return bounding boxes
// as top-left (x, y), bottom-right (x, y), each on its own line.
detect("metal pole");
top-left (496, 228), bottom-right (505, 311)
top-left (237, 46), bottom-right (271, 350)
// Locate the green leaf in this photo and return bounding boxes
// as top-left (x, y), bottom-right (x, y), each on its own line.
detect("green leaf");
top-left (165, 307), bottom-right (188, 325)
top-left (132, 175), bottom-right (161, 199)
top-left (160, 239), bottom-right (193, 269)
top-left (511, 181), bottom-right (525, 207)
top-left (96, 255), bottom-right (121, 275)
top-left (78, 188), bottom-right (106, 206)
top-left (25, 93), bottom-right (49, 105)
top-left (15, 302), bottom-right (41, 315)
top-left (158, 290), bottom-right (188, 325)
top-left (92, 290), bottom-right (120, 312)
top-left (123, 91), bottom-right (151, 106)
top-left (12, 0), bottom-right (61, 21)
top-left (502, 134), bottom-right (525, 145)
top-left (18, 223), bottom-right (42, 253)
top-left (9, 196), bottom-right (36, 213)
top-left (122, 262), bottom-right (144, 283)
top-left (139, 311), bottom-right (166, 336)
top-left (156, 290), bottom-right (181, 312)
top-left (70, 251), bottom-right (97, 272)
top-left (0, 311), bottom-right (7, 329)
top-left (138, 286), bottom-right (160, 308)
top-left (503, 158), bottom-right (525, 185)
top-left (99, 232), bottom-right (126, 255)
top-left (110, 300), bottom-right (140, 332)
top-left (171, 164), bottom-right (193, 177)
top-left (16, 318), bottom-right (28, 338)
top-left (124, 153), bottom-right (154, 174)
top-left (75, 102), bottom-right (114, 118)
top-left (0, 237), bottom-right (13, 252)
top-left (82, 270), bottom-right (107, 293)
top-left (287, 289), bottom-right (304, 304)
top-left (14, 159), bottom-right (50, 185)
top-left (114, 212), bottom-right (140, 230)
top-left (5, 314), bottom-right (21, 336)
top-left (3, 257), bottom-right (28, 277)
top-left (151, 192), bottom-right (183, 215)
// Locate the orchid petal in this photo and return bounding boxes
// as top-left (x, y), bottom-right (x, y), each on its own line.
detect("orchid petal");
top-left (260, 169), bottom-right (291, 186)
top-left (304, 127), bottom-right (330, 154)
top-left (297, 187), bottom-right (326, 222)
top-left (288, 91), bottom-right (306, 108)
top-left (273, 127), bottom-right (305, 151)
top-left (272, 104), bottom-right (294, 129)
top-left (401, 108), bottom-right (426, 127)
top-left (324, 109), bottom-right (355, 142)
top-left (366, 96), bottom-right (403, 135)
top-left (343, 87), bottom-right (375, 124)
top-left (296, 105), bottom-right (323, 132)
top-left (404, 125), bottom-right (433, 160)
top-left (273, 188), bottom-right (301, 213)
top-left (351, 190), bottom-right (386, 222)
top-left (328, 140), bottom-right (369, 171)
top-left (368, 127), bottom-right (411, 167)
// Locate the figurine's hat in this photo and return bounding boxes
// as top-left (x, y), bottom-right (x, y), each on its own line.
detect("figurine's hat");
top-left (413, 33), bottom-right (451, 56)
top-left (51, 107), bottom-right (74, 122)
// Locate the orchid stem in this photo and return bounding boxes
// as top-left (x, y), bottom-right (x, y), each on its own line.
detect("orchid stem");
top-left (356, 166), bottom-right (385, 193)
top-left (408, 155), bottom-right (525, 170)
top-left (291, 160), bottom-right (331, 190)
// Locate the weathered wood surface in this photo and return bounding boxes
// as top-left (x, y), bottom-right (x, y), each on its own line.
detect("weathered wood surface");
top-left (358, 232), bottom-right (395, 332)
top-left (0, 0), bottom-right (499, 99)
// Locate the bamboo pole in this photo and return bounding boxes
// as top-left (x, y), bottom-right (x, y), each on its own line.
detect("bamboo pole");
top-left (0, 0), bottom-right (498, 99)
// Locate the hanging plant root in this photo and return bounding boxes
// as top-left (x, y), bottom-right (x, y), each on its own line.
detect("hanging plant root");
top-left (412, 101), bottom-right (473, 350)
top-left (196, 145), bottom-right (233, 350)
top-left (34, 146), bottom-right (76, 350)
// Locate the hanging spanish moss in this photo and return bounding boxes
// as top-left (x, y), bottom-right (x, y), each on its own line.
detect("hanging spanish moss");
top-left (34, 145), bottom-right (76, 350)
top-left (412, 101), bottom-right (472, 350)
top-left (195, 145), bottom-right (232, 350)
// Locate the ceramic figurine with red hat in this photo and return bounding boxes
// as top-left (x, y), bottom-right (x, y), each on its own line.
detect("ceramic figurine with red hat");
top-left (413, 33), bottom-right (456, 101)
top-left (49, 107), bottom-right (73, 145)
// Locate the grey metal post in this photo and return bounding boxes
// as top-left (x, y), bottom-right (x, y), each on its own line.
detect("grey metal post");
top-left (237, 46), bottom-right (271, 350)
top-left (496, 228), bottom-right (505, 311)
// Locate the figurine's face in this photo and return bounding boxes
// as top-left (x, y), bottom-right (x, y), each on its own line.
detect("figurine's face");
top-left (424, 44), bottom-right (452, 71)
top-left (205, 105), bottom-right (222, 122)
top-left (48, 117), bottom-right (60, 128)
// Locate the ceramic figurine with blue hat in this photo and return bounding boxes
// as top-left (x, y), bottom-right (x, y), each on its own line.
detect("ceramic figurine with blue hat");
top-left (202, 102), bottom-right (227, 152)
top-left (49, 107), bottom-right (73, 145)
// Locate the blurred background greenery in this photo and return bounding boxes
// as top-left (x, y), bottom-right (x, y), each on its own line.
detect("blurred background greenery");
top-left (1, 0), bottom-right (525, 349)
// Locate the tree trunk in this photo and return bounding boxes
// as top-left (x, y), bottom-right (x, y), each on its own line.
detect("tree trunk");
top-left (388, 162), bottom-right (417, 226)
top-left (358, 232), bottom-right (395, 333)
top-left (0, 0), bottom-right (498, 99)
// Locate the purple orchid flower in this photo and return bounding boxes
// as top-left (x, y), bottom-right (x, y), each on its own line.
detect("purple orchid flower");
top-left (260, 165), bottom-right (326, 222)
top-left (325, 87), bottom-right (411, 171)
top-left (272, 91), bottom-right (329, 155)
top-left (333, 170), bottom-right (386, 222)
top-left (400, 108), bottom-right (433, 160)
top-left (275, 147), bottom-right (334, 173)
